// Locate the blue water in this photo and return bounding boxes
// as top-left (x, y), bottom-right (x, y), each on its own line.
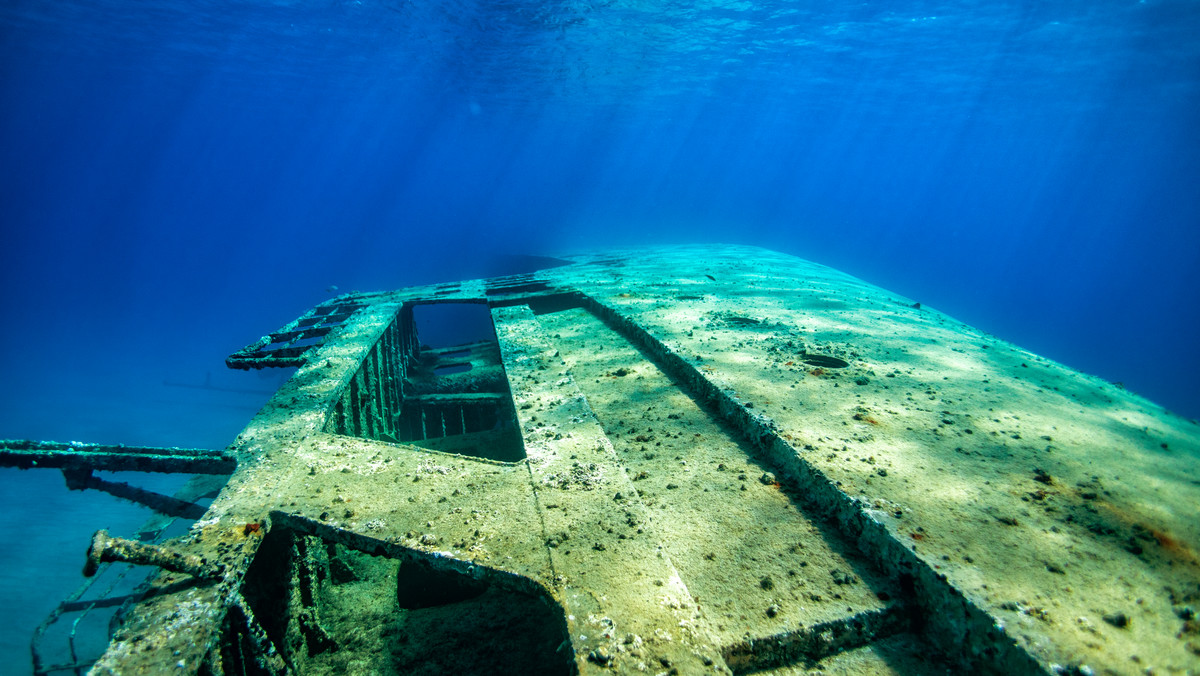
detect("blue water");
top-left (2, 0), bottom-right (1198, 671)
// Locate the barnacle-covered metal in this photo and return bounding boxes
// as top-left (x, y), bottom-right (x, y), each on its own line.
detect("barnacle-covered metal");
top-left (5, 245), bottom-right (1198, 675)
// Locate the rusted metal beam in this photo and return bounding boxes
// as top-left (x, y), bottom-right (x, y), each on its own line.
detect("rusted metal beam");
top-left (62, 469), bottom-right (209, 519)
top-left (405, 392), bottom-right (508, 405)
top-left (84, 529), bottom-right (225, 579)
top-left (0, 440), bottom-right (235, 474)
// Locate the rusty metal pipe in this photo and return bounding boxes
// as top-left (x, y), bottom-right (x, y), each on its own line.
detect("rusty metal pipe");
top-left (83, 530), bottom-right (223, 580)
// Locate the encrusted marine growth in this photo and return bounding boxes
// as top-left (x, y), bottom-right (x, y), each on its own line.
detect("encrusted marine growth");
top-left (3, 245), bottom-right (1198, 675)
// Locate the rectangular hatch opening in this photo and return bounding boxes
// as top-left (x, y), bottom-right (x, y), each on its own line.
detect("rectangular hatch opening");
top-left (325, 301), bottom-right (525, 462)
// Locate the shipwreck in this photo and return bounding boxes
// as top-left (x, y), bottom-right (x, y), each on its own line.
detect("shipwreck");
top-left (3, 244), bottom-right (1198, 675)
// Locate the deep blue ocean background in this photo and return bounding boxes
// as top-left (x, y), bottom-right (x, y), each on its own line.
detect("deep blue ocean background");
top-left (2, 0), bottom-right (1198, 671)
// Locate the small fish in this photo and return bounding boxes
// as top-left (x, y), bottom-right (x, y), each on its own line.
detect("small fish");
top-left (705, 274), bottom-right (716, 281)
top-left (326, 285), bottom-right (339, 293)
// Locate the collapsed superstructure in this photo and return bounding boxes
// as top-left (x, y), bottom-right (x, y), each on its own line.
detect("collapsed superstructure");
top-left (3, 245), bottom-right (1198, 675)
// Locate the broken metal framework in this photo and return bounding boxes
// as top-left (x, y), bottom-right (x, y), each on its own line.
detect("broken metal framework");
top-left (3, 245), bottom-right (1199, 675)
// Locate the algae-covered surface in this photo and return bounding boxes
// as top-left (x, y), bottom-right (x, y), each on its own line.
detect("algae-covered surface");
top-left (43, 244), bottom-right (1197, 675)
top-left (541, 245), bottom-right (1200, 674)
top-left (537, 306), bottom-right (895, 646)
